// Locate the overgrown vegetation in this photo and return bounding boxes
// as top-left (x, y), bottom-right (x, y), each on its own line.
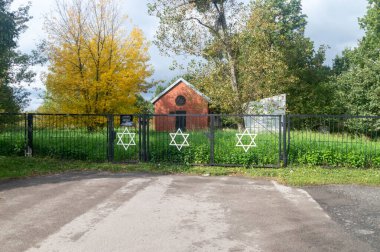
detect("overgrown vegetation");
top-left (3, 126), bottom-right (380, 168)
top-left (0, 156), bottom-right (379, 186)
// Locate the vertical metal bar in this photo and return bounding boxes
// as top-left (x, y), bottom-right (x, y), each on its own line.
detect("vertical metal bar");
top-left (147, 115), bottom-right (150, 161)
top-left (287, 115), bottom-right (291, 166)
top-left (24, 113), bottom-right (27, 155)
top-left (278, 115), bottom-right (282, 167)
top-left (210, 114), bottom-right (215, 165)
top-left (107, 115), bottom-right (114, 162)
top-left (138, 115), bottom-right (142, 161)
top-left (26, 113), bottom-right (33, 157)
top-left (282, 115), bottom-right (288, 167)
top-left (62, 115), bottom-right (65, 159)
top-left (141, 115), bottom-right (147, 162)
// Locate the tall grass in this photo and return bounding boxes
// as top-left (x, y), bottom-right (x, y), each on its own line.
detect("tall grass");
top-left (1, 128), bottom-right (380, 167)
top-left (289, 130), bottom-right (380, 167)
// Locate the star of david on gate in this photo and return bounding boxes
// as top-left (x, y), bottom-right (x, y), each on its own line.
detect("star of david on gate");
top-left (169, 128), bottom-right (189, 151)
top-left (116, 127), bottom-right (136, 151)
top-left (236, 129), bottom-right (257, 152)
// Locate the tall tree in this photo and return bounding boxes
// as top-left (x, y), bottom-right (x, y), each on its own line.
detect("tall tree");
top-left (148, 0), bottom-right (247, 112)
top-left (194, 1), bottom-right (294, 113)
top-left (149, 0), bottom-right (331, 114)
top-left (41, 0), bottom-right (153, 114)
top-left (333, 0), bottom-right (380, 121)
top-left (0, 0), bottom-right (35, 112)
top-left (260, 0), bottom-right (332, 114)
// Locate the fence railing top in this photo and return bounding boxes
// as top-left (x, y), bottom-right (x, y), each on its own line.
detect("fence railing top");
top-left (288, 114), bottom-right (380, 119)
top-left (149, 114), bottom-right (283, 117)
top-left (0, 113), bottom-right (283, 117)
top-left (2, 113), bottom-right (380, 119)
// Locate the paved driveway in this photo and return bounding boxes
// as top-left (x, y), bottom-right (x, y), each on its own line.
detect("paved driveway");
top-left (304, 185), bottom-right (380, 251)
top-left (0, 173), bottom-right (375, 252)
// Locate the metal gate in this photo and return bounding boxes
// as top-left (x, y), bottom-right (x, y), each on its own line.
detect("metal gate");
top-left (211, 115), bottom-right (283, 167)
top-left (0, 113), bottom-right (284, 167)
top-left (110, 115), bottom-right (140, 163)
top-left (111, 114), bottom-right (283, 167)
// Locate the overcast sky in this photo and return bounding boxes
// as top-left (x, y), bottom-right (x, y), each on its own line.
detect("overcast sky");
top-left (11, 0), bottom-right (368, 111)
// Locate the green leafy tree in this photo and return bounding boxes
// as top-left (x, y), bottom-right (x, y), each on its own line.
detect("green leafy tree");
top-left (135, 94), bottom-right (154, 114)
top-left (329, 0), bottom-right (380, 133)
top-left (333, 0), bottom-right (380, 116)
top-left (260, 0), bottom-right (332, 114)
top-left (148, 0), bottom-right (247, 113)
top-left (0, 0), bottom-right (36, 112)
top-left (153, 85), bottom-right (166, 98)
top-left (150, 0), bottom-right (332, 114)
top-left (194, 1), bottom-right (294, 113)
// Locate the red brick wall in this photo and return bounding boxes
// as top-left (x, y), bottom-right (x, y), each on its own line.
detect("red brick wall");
top-left (153, 81), bottom-right (209, 131)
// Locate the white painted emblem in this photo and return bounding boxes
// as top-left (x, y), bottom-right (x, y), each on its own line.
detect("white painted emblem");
top-left (116, 128), bottom-right (136, 151)
top-left (236, 129), bottom-right (257, 152)
top-left (169, 128), bottom-right (190, 151)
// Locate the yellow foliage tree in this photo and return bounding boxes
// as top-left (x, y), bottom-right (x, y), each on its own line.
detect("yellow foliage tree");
top-left (41, 0), bottom-right (153, 114)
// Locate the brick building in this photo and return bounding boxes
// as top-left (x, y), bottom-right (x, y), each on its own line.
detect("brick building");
top-left (151, 78), bottom-right (210, 132)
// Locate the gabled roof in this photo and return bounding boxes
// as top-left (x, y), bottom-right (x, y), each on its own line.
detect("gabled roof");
top-left (151, 78), bottom-right (211, 104)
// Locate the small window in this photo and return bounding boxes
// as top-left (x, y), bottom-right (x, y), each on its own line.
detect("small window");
top-left (175, 95), bottom-right (186, 106)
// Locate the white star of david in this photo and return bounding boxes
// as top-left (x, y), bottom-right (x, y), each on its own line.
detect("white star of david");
top-left (236, 129), bottom-right (257, 153)
top-left (116, 127), bottom-right (136, 151)
top-left (169, 128), bottom-right (190, 151)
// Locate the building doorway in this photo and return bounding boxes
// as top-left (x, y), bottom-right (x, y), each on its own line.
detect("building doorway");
top-left (175, 111), bottom-right (186, 131)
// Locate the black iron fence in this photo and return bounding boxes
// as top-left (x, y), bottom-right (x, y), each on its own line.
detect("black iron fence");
top-left (1, 113), bottom-right (380, 168)
top-left (288, 115), bottom-right (380, 167)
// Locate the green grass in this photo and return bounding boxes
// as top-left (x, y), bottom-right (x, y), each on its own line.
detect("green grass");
top-left (0, 156), bottom-right (379, 186)
top-left (0, 128), bottom-right (280, 166)
top-left (289, 130), bottom-right (380, 167)
top-left (2, 127), bottom-right (380, 168)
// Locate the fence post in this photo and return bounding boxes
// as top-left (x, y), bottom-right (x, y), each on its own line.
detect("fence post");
top-left (279, 115), bottom-right (282, 166)
top-left (107, 115), bottom-right (114, 162)
top-left (141, 115), bottom-right (148, 162)
top-left (138, 116), bottom-right (142, 161)
top-left (210, 115), bottom-right (215, 165)
top-left (282, 115), bottom-right (288, 167)
top-left (26, 113), bottom-right (33, 157)
top-left (146, 115), bottom-right (150, 161)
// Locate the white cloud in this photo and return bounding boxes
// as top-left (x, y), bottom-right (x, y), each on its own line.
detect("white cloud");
top-left (302, 0), bottom-right (367, 63)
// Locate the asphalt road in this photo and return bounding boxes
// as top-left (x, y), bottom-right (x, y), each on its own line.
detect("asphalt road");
top-left (0, 172), bottom-right (376, 252)
top-left (304, 185), bottom-right (380, 251)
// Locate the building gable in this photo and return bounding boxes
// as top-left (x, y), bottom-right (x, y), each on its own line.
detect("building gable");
top-left (151, 78), bottom-right (210, 104)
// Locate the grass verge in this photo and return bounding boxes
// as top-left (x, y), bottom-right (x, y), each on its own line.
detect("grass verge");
top-left (0, 156), bottom-right (379, 186)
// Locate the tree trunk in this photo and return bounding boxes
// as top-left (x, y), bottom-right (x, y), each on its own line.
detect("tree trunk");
top-left (216, 2), bottom-right (239, 95)
top-left (227, 52), bottom-right (245, 130)
top-left (226, 51), bottom-right (238, 93)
